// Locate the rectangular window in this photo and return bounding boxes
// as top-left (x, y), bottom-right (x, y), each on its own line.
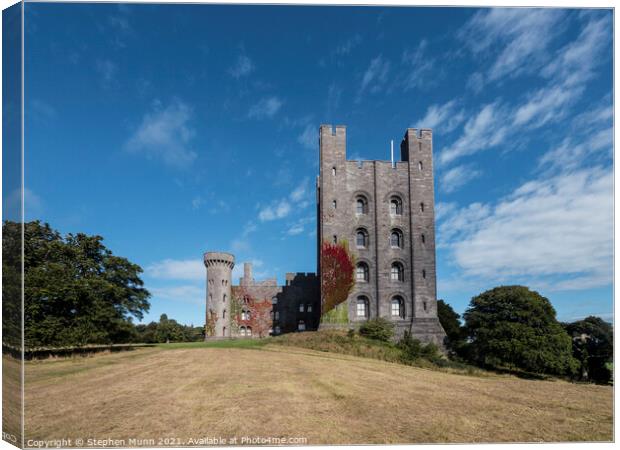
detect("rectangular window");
top-left (307, 305), bottom-right (313, 312)
top-left (275, 311), bottom-right (280, 320)
top-left (391, 302), bottom-right (400, 316)
top-left (356, 302), bottom-right (366, 317)
top-left (299, 304), bottom-right (305, 312)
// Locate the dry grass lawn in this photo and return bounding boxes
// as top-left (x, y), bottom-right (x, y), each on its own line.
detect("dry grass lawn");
top-left (23, 344), bottom-right (612, 445)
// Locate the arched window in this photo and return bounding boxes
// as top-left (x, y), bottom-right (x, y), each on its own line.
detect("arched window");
top-left (298, 320), bottom-right (306, 331)
top-left (390, 262), bottom-right (404, 282)
top-left (239, 326), bottom-right (246, 336)
top-left (356, 296), bottom-right (369, 318)
top-left (209, 293), bottom-right (212, 303)
top-left (246, 327), bottom-right (252, 337)
top-left (355, 196), bottom-right (368, 215)
top-left (332, 235), bottom-right (337, 244)
top-left (272, 296), bottom-right (278, 305)
top-left (299, 304), bottom-right (305, 312)
top-left (356, 262), bottom-right (369, 282)
top-left (391, 296), bottom-right (404, 318)
top-left (223, 326), bottom-right (227, 336)
top-left (418, 161), bottom-right (423, 171)
top-left (223, 309), bottom-right (226, 319)
top-left (223, 294), bottom-right (227, 303)
top-left (390, 196), bottom-right (403, 216)
top-left (332, 167), bottom-right (336, 176)
top-left (390, 229), bottom-right (403, 248)
top-left (356, 228), bottom-right (369, 248)
top-left (275, 326), bottom-right (281, 334)
top-left (332, 200), bottom-right (337, 209)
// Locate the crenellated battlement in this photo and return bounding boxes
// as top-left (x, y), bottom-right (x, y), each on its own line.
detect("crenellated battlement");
top-left (203, 251), bottom-right (235, 269)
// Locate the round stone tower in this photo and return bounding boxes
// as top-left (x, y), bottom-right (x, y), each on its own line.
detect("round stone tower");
top-left (203, 252), bottom-right (234, 339)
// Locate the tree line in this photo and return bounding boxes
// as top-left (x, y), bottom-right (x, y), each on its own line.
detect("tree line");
top-left (2, 221), bottom-right (202, 348)
top-left (437, 286), bottom-right (613, 384)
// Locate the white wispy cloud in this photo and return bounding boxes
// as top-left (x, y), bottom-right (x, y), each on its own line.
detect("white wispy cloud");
top-left (513, 14), bottom-right (611, 129)
top-left (401, 39), bottom-right (435, 90)
top-left (297, 124), bottom-right (316, 150)
top-left (146, 259), bottom-right (204, 281)
top-left (541, 14), bottom-right (611, 88)
top-left (438, 103), bottom-right (509, 166)
top-left (357, 55), bottom-right (390, 99)
top-left (414, 100), bottom-right (465, 134)
top-left (229, 54), bottom-right (255, 78)
top-left (440, 164), bottom-right (482, 193)
top-left (325, 83), bottom-right (342, 118)
top-left (285, 215), bottom-right (315, 236)
top-left (96, 59), bottom-right (118, 86)
top-left (512, 84), bottom-right (580, 127)
top-left (438, 165), bottom-right (613, 291)
top-left (248, 96), bottom-right (284, 119)
top-left (191, 196), bottom-right (206, 210)
top-left (257, 178), bottom-right (311, 222)
top-left (290, 177), bottom-right (310, 202)
top-left (439, 14), bottom-right (611, 172)
top-left (258, 200), bottom-right (291, 221)
top-left (125, 99), bottom-right (197, 169)
top-left (334, 34), bottom-right (362, 55)
top-left (459, 8), bottom-right (565, 83)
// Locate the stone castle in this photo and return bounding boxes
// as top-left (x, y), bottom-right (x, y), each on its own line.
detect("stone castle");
top-left (204, 125), bottom-right (446, 344)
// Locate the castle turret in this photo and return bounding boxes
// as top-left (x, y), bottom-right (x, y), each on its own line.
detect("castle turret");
top-left (204, 252), bottom-right (234, 339)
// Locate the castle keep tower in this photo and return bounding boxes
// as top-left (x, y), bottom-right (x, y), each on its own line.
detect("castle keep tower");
top-left (204, 252), bottom-right (234, 339)
top-left (318, 125), bottom-right (446, 344)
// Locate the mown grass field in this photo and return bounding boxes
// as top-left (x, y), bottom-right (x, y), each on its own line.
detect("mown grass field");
top-left (20, 334), bottom-right (613, 445)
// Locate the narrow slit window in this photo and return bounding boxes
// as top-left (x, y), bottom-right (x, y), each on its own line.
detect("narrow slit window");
top-left (418, 161), bottom-right (423, 171)
top-left (421, 234), bottom-right (426, 243)
top-left (422, 269), bottom-right (426, 279)
top-left (332, 200), bottom-right (337, 209)
top-left (420, 202), bottom-right (425, 212)
top-left (332, 235), bottom-right (337, 244)
top-left (332, 167), bottom-right (336, 176)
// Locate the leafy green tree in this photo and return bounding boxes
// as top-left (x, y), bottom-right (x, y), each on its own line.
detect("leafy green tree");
top-left (133, 316), bottom-right (204, 343)
top-left (19, 220), bottom-right (150, 347)
top-left (359, 317), bottom-right (394, 342)
top-left (2, 221), bottom-right (23, 348)
top-left (437, 299), bottom-right (465, 354)
top-left (564, 316), bottom-right (613, 383)
top-left (463, 286), bottom-right (578, 376)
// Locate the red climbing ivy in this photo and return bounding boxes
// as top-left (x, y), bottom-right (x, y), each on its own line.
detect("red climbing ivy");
top-left (233, 288), bottom-right (273, 338)
top-left (320, 240), bottom-right (355, 315)
top-left (248, 299), bottom-right (273, 338)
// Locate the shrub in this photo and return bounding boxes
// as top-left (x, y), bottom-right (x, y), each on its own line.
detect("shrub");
top-left (397, 331), bottom-right (442, 364)
top-left (358, 318), bottom-right (395, 342)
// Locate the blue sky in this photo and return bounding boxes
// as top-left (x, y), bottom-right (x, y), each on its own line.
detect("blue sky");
top-left (21, 4), bottom-right (613, 326)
